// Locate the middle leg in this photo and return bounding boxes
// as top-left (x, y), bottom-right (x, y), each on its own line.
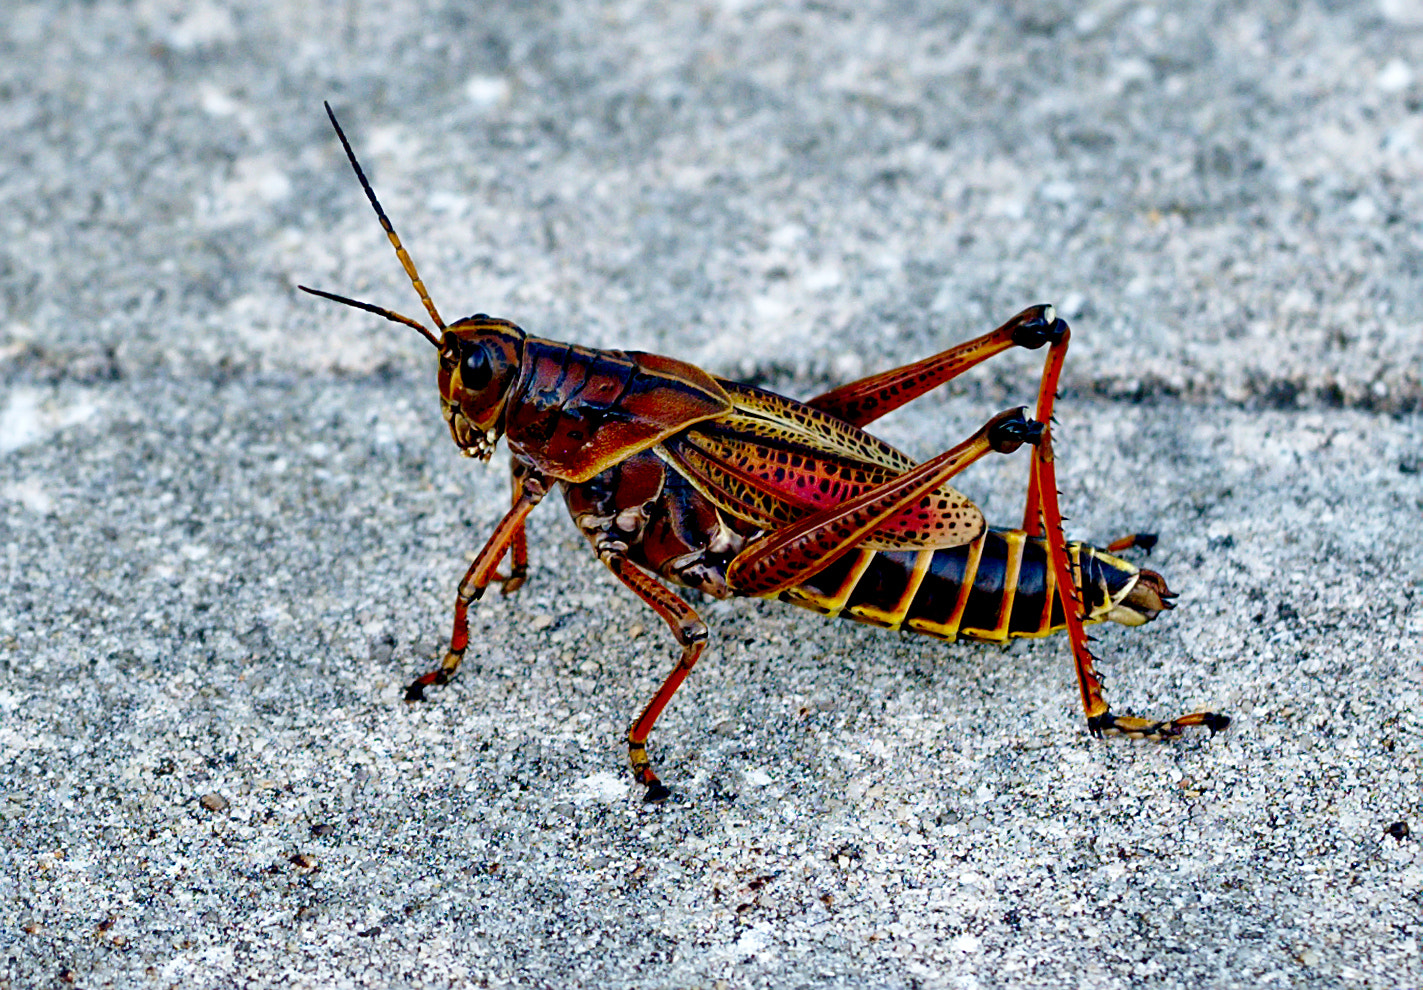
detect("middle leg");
top-left (599, 546), bottom-right (709, 803)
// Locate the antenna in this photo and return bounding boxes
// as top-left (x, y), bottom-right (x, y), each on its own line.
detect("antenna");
top-left (299, 101), bottom-right (446, 349)
top-left (297, 284), bottom-right (441, 347)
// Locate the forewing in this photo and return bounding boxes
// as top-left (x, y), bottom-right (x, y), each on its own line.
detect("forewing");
top-left (660, 381), bottom-right (984, 550)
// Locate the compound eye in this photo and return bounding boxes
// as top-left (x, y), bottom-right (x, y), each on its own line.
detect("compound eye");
top-left (462, 346), bottom-right (493, 390)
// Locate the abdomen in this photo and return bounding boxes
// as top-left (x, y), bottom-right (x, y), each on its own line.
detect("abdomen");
top-left (775, 529), bottom-right (1140, 642)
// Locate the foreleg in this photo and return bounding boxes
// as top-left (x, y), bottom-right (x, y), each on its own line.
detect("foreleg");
top-left (404, 467), bottom-right (551, 701)
top-left (491, 457), bottom-right (535, 594)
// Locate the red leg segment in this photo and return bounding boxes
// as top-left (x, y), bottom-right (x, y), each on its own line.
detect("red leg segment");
top-left (1025, 330), bottom-right (1227, 737)
top-left (1019, 323), bottom-right (1071, 537)
top-left (492, 458), bottom-right (534, 594)
top-left (404, 469), bottom-right (551, 701)
top-left (601, 549), bottom-right (709, 803)
top-left (807, 304), bottom-right (1064, 427)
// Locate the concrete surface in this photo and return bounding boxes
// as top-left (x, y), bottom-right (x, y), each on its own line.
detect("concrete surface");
top-left (2, 1), bottom-right (1421, 988)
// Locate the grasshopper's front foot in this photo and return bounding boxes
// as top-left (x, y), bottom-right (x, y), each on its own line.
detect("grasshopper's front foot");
top-left (403, 650), bottom-right (465, 702)
top-left (1088, 709), bottom-right (1231, 740)
top-left (628, 738), bottom-right (673, 804)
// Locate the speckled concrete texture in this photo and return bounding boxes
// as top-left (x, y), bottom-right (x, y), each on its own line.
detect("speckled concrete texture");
top-left (3, 2), bottom-right (1421, 988)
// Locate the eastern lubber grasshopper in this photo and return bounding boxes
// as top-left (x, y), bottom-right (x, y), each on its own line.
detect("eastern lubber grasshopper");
top-left (302, 104), bottom-right (1229, 802)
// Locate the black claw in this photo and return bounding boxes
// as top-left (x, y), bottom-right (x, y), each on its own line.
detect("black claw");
top-left (404, 670), bottom-right (450, 702)
top-left (643, 781), bottom-right (672, 804)
top-left (1204, 713), bottom-right (1231, 734)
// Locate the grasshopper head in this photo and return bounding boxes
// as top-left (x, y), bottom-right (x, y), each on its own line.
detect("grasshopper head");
top-left (438, 315), bottom-right (526, 461)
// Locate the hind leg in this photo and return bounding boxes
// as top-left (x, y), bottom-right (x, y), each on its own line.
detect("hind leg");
top-left (1022, 323), bottom-right (1229, 738)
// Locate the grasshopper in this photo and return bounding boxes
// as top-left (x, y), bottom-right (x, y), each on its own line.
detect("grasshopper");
top-left (303, 104), bottom-right (1227, 802)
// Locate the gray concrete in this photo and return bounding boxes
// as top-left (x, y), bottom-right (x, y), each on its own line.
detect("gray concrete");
top-left (3, 2), bottom-right (1421, 987)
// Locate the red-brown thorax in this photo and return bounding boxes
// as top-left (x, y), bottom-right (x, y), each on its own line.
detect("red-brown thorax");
top-left (439, 318), bottom-right (733, 485)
